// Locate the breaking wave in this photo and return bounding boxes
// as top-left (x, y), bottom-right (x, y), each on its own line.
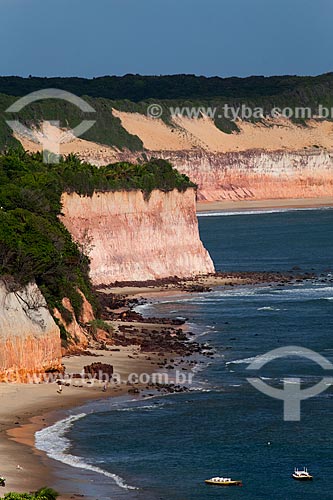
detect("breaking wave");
top-left (35, 413), bottom-right (138, 491)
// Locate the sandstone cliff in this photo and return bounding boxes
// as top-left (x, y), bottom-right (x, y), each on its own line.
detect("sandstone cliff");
top-left (61, 188), bottom-right (215, 284)
top-left (53, 290), bottom-right (96, 352)
top-left (117, 149), bottom-right (333, 202)
top-left (108, 114), bottom-right (333, 202)
top-left (16, 116), bottom-right (333, 203)
top-left (0, 281), bottom-right (62, 382)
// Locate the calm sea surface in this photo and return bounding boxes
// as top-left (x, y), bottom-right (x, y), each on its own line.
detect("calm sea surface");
top-left (36, 208), bottom-right (333, 500)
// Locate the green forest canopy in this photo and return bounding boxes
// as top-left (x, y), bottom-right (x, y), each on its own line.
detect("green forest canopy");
top-left (1, 73), bottom-right (333, 150)
top-left (1, 73), bottom-right (333, 101)
top-left (0, 150), bottom-right (194, 338)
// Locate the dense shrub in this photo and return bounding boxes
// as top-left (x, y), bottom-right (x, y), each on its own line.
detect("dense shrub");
top-left (2, 486), bottom-right (58, 499)
top-left (0, 150), bottom-right (194, 326)
top-left (0, 73), bottom-right (333, 102)
top-left (1, 73), bottom-right (333, 149)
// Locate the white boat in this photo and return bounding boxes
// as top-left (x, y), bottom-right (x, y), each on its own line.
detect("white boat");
top-left (205, 476), bottom-right (242, 486)
top-left (292, 467), bottom-right (313, 481)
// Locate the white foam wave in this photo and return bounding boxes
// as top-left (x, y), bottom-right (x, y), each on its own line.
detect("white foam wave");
top-left (226, 348), bottom-right (325, 367)
top-left (190, 329), bottom-right (210, 340)
top-left (226, 356), bottom-right (258, 366)
top-left (115, 403), bottom-right (165, 412)
top-left (191, 361), bottom-right (212, 374)
top-left (197, 207), bottom-right (332, 217)
top-left (133, 303), bottom-right (154, 314)
top-left (35, 413), bottom-right (137, 491)
top-left (273, 286), bottom-right (333, 296)
top-left (189, 387), bottom-right (212, 393)
top-left (257, 306), bottom-right (280, 311)
top-left (175, 288), bottom-right (260, 302)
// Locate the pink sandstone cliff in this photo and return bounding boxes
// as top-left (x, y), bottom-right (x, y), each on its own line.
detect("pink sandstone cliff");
top-left (17, 118), bottom-right (333, 203)
top-left (53, 290), bottom-right (95, 352)
top-left (61, 188), bottom-right (215, 284)
top-left (111, 150), bottom-right (333, 202)
top-left (0, 281), bottom-right (62, 382)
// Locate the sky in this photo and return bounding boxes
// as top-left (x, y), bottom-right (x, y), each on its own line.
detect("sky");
top-left (0, 0), bottom-right (332, 78)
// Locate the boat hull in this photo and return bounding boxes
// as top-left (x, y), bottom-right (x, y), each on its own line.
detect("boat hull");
top-left (292, 475), bottom-right (313, 481)
top-left (205, 480), bottom-right (242, 486)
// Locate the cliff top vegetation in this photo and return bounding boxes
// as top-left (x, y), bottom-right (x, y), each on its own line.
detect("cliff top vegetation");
top-left (0, 150), bottom-right (194, 337)
top-left (1, 73), bottom-right (333, 149)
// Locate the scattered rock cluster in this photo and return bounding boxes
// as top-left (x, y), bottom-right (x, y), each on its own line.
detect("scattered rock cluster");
top-left (83, 362), bottom-right (114, 380)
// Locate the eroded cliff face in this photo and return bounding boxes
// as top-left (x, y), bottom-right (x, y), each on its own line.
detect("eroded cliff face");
top-left (61, 188), bottom-right (215, 284)
top-left (16, 117), bottom-right (333, 203)
top-left (0, 281), bottom-right (62, 382)
top-left (111, 149), bottom-right (333, 202)
top-left (105, 113), bottom-right (333, 202)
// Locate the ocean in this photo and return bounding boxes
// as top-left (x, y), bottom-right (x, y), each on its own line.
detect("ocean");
top-left (36, 208), bottom-right (333, 499)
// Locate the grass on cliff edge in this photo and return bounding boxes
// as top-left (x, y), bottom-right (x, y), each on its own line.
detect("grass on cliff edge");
top-left (0, 150), bottom-right (195, 341)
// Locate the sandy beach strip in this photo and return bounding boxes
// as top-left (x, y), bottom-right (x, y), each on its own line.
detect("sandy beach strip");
top-left (196, 196), bottom-right (333, 213)
top-left (0, 346), bottom-right (162, 499)
top-left (106, 272), bottom-right (292, 299)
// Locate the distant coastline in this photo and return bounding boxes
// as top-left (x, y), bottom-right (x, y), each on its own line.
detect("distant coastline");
top-left (196, 196), bottom-right (333, 214)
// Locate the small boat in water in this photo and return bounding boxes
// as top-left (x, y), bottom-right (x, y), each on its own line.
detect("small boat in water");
top-left (205, 476), bottom-right (242, 486)
top-left (292, 467), bottom-right (313, 481)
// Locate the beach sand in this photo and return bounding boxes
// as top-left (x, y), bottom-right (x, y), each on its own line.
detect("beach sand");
top-left (106, 272), bottom-right (291, 299)
top-left (0, 346), bottom-right (161, 499)
top-left (0, 247), bottom-right (319, 498)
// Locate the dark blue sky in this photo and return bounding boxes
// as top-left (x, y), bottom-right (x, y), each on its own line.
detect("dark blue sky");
top-left (1, 0), bottom-right (332, 77)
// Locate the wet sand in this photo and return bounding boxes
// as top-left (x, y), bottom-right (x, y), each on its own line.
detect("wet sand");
top-left (106, 272), bottom-right (299, 299)
top-left (1, 271), bottom-right (310, 498)
top-left (0, 346), bottom-right (161, 499)
top-left (196, 196), bottom-right (333, 213)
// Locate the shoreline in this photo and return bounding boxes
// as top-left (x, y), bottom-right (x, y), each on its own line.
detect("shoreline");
top-left (104, 271), bottom-right (308, 299)
top-left (1, 271), bottom-right (316, 498)
top-left (1, 346), bottom-right (170, 499)
top-left (196, 196), bottom-right (333, 213)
